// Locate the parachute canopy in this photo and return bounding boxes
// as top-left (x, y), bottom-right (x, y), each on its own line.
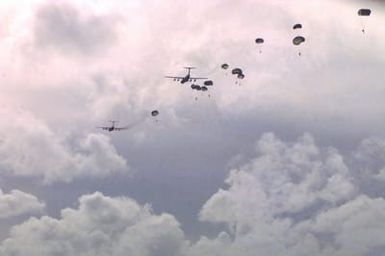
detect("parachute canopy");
top-left (201, 86), bottom-right (208, 91)
top-left (293, 36), bottom-right (305, 45)
top-left (358, 9), bottom-right (371, 16)
top-left (191, 84), bottom-right (202, 90)
top-left (255, 38), bottom-right (264, 44)
top-left (232, 68), bottom-right (243, 75)
top-left (151, 110), bottom-right (159, 117)
top-left (221, 63), bottom-right (229, 70)
top-left (237, 74), bottom-right (245, 79)
top-left (293, 24), bottom-right (302, 30)
top-left (204, 80), bottom-right (213, 86)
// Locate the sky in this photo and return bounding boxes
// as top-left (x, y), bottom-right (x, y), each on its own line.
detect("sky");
top-left (1, 0), bottom-right (385, 255)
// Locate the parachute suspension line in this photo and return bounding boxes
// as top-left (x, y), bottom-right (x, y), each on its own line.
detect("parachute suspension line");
top-left (361, 18), bottom-right (366, 34)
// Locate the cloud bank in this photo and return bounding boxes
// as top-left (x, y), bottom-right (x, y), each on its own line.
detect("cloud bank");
top-left (2, 134), bottom-right (385, 255)
top-left (0, 189), bottom-right (45, 219)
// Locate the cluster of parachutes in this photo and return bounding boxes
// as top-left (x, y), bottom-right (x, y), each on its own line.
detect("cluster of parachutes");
top-left (191, 80), bottom-right (214, 92)
top-left (254, 23), bottom-right (306, 56)
top-left (252, 7), bottom-right (371, 56)
top-left (221, 63), bottom-right (245, 84)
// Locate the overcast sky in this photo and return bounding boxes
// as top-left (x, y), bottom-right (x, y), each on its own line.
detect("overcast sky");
top-left (1, 0), bottom-right (385, 255)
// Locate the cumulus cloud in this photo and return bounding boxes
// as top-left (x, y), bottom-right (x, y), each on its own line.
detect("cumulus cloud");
top-left (0, 192), bottom-right (187, 256)
top-left (0, 107), bottom-right (128, 183)
top-left (0, 189), bottom-right (45, 219)
top-left (191, 133), bottom-right (385, 256)
top-left (3, 134), bottom-right (385, 255)
top-left (200, 133), bottom-right (356, 225)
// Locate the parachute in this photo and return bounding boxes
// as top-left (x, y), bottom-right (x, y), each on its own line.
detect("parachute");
top-left (293, 24), bottom-right (302, 30)
top-left (255, 38), bottom-right (265, 53)
top-left (358, 8), bottom-right (371, 33)
top-left (201, 86), bottom-right (208, 91)
top-left (237, 74), bottom-right (245, 79)
top-left (255, 38), bottom-right (264, 44)
top-left (221, 63), bottom-right (229, 70)
top-left (293, 36), bottom-right (305, 45)
top-left (204, 80), bottom-right (214, 86)
top-left (232, 68), bottom-right (243, 75)
top-left (151, 110), bottom-right (159, 117)
top-left (358, 9), bottom-right (371, 16)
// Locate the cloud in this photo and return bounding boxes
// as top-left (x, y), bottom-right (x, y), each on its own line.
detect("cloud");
top-left (0, 192), bottom-right (187, 256)
top-left (200, 133), bottom-right (356, 225)
top-left (2, 133), bottom-right (385, 255)
top-left (190, 133), bottom-right (385, 256)
top-left (1, 0), bottom-right (385, 254)
top-left (33, 1), bottom-right (118, 55)
top-left (0, 106), bottom-right (128, 183)
top-left (0, 189), bottom-right (45, 219)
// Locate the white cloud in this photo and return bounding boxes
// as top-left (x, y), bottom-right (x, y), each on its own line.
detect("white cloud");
top-left (3, 133), bottom-right (385, 255)
top-left (0, 189), bottom-right (45, 219)
top-left (0, 106), bottom-right (128, 183)
top-left (192, 133), bottom-right (385, 256)
top-left (200, 133), bottom-right (356, 225)
top-left (0, 192), bottom-right (187, 256)
top-left (298, 195), bottom-right (385, 256)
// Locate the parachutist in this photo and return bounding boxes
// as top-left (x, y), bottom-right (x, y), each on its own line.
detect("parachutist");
top-left (255, 38), bottom-right (264, 53)
top-left (358, 8), bottom-right (371, 33)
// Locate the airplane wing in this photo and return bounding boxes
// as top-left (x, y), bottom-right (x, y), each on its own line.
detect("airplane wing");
top-left (165, 76), bottom-right (184, 79)
top-left (96, 127), bottom-right (109, 130)
top-left (114, 127), bottom-right (129, 131)
top-left (189, 77), bottom-right (208, 80)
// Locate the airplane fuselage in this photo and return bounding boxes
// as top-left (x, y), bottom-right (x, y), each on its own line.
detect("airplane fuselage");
top-left (181, 75), bottom-right (190, 84)
top-left (108, 124), bottom-right (115, 131)
top-left (166, 67), bottom-right (203, 84)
